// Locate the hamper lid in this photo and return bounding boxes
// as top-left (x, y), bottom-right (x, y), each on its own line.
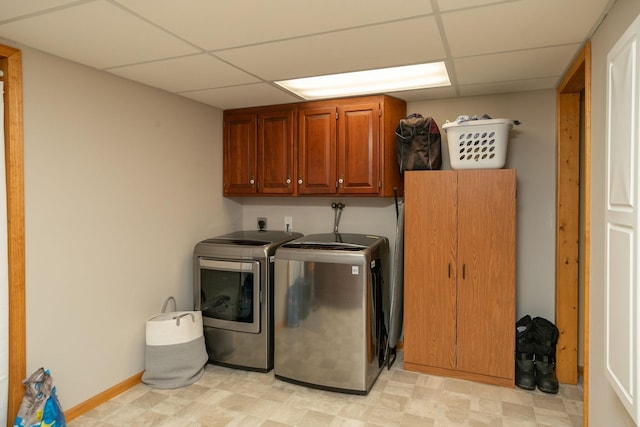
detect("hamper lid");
top-left (442, 118), bottom-right (515, 130)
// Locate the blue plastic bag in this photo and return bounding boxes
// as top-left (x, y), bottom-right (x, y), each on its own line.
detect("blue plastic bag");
top-left (13, 368), bottom-right (66, 427)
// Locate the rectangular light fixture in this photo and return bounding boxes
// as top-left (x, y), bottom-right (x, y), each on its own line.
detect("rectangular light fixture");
top-left (275, 62), bottom-right (450, 100)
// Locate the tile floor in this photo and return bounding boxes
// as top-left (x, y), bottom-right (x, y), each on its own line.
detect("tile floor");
top-left (68, 352), bottom-right (583, 427)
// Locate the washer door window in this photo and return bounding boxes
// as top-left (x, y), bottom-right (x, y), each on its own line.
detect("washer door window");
top-left (199, 258), bottom-right (261, 334)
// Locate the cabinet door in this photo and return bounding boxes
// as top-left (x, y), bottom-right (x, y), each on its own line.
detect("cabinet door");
top-left (224, 113), bottom-right (257, 196)
top-left (338, 102), bottom-right (380, 194)
top-left (297, 106), bottom-right (337, 194)
top-left (258, 109), bottom-right (295, 195)
top-left (456, 169), bottom-right (516, 380)
top-left (403, 171), bottom-right (458, 370)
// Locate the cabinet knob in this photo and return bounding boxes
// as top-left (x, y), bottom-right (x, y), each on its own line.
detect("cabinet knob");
top-left (286, 178), bottom-right (292, 184)
top-left (249, 178), bottom-right (255, 186)
top-left (298, 178), bottom-right (303, 185)
top-left (338, 178), bottom-right (344, 184)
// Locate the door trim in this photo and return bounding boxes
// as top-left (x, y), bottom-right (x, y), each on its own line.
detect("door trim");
top-left (556, 41), bottom-right (590, 424)
top-left (0, 43), bottom-right (26, 427)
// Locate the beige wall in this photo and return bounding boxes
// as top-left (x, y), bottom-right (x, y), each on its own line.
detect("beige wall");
top-left (409, 91), bottom-right (557, 321)
top-left (18, 29), bottom-right (624, 418)
top-left (242, 90), bottom-right (558, 323)
top-left (20, 47), bottom-right (242, 409)
top-left (589, 0), bottom-right (640, 424)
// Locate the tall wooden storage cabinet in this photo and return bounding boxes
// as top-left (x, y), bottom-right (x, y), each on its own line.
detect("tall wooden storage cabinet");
top-left (403, 169), bottom-right (516, 387)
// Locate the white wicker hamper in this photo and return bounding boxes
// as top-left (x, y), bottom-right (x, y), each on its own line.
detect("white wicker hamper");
top-left (442, 118), bottom-right (514, 169)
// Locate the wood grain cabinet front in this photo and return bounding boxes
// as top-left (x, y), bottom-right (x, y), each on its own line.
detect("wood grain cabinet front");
top-left (223, 112), bottom-right (257, 196)
top-left (297, 96), bottom-right (405, 196)
top-left (403, 169), bottom-right (517, 387)
top-left (223, 107), bottom-right (295, 196)
top-left (223, 95), bottom-right (405, 197)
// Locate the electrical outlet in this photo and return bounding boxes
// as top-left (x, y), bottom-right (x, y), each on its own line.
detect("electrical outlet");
top-left (257, 217), bottom-right (267, 231)
top-left (284, 216), bottom-right (293, 232)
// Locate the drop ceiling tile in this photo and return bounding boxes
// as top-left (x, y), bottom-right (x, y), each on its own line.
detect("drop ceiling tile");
top-left (442, 0), bottom-right (606, 57)
top-left (0, 0), bottom-right (79, 21)
top-left (436, 0), bottom-right (507, 12)
top-left (108, 54), bottom-right (261, 93)
top-left (391, 86), bottom-right (458, 102)
top-left (0, 0), bottom-right (198, 69)
top-left (114, 0), bottom-right (433, 50)
top-left (454, 44), bottom-right (579, 85)
top-left (180, 83), bottom-right (300, 110)
top-left (216, 16), bottom-right (445, 81)
top-left (458, 77), bottom-right (559, 97)
top-left (0, 0), bottom-right (613, 108)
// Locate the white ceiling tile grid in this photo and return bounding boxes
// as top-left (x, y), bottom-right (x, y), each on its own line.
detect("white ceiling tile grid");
top-left (0, 0), bottom-right (615, 109)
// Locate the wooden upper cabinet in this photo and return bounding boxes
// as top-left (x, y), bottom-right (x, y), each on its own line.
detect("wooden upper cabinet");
top-left (297, 95), bottom-right (405, 196)
top-left (223, 107), bottom-right (295, 196)
top-left (297, 106), bottom-right (337, 195)
top-left (223, 95), bottom-right (406, 197)
top-left (297, 101), bottom-right (380, 195)
top-left (223, 113), bottom-right (257, 196)
top-left (337, 102), bottom-right (380, 194)
top-left (258, 109), bottom-right (295, 195)
top-left (340, 96), bottom-right (405, 196)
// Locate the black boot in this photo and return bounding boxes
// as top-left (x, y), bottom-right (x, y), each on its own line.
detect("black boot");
top-left (535, 354), bottom-right (559, 394)
top-left (531, 317), bottom-right (559, 394)
top-left (515, 315), bottom-right (536, 390)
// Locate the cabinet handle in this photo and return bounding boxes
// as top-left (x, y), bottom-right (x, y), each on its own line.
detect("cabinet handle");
top-left (448, 263), bottom-right (451, 278)
top-left (462, 264), bottom-right (466, 279)
top-left (297, 178), bottom-right (303, 185)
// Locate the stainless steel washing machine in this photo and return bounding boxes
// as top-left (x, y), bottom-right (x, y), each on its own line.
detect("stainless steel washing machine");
top-left (193, 230), bottom-right (302, 372)
top-left (274, 233), bottom-right (390, 394)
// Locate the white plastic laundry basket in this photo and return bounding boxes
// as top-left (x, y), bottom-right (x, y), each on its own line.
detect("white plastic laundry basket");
top-left (442, 118), bottom-right (514, 169)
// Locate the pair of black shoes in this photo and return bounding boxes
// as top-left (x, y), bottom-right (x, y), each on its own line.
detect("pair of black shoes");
top-left (515, 315), bottom-right (559, 394)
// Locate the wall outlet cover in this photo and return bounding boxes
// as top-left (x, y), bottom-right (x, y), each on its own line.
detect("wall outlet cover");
top-left (257, 217), bottom-right (267, 230)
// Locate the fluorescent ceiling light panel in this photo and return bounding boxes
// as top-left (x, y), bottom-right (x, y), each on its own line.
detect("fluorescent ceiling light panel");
top-left (275, 62), bottom-right (450, 100)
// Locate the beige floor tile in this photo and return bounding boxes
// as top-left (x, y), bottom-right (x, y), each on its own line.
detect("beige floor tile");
top-left (299, 409), bottom-right (337, 426)
top-left (501, 401), bottom-right (536, 420)
top-left (469, 395), bottom-right (503, 416)
top-left (534, 407), bottom-right (573, 426)
top-left (68, 352), bottom-right (582, 427)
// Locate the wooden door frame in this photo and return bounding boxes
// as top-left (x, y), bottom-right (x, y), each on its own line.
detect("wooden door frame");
top-left (556, 41), bottom-right (590, 424)
top-left (1, 43), bottom-right (26, 427)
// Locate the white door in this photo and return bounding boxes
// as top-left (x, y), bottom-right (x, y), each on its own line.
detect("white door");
top-left (605, 13), bottom-right (640, 423)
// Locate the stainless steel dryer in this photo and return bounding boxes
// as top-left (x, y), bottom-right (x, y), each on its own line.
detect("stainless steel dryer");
top-left (274, 233), bottom-right (389, 394)
top-left (194, 230), bottom-right (302, 372)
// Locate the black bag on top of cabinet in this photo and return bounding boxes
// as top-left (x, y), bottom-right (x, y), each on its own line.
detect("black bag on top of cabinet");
top-left (395, 113), bottom-right (442, 172)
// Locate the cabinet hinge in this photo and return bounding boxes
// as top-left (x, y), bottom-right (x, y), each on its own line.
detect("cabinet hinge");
top-left (378, 181), bottom-right (382, 189)
top-left (378, 109), bottom-right (382, 117)
top-left (335, 112), bottom-right (338, 120)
